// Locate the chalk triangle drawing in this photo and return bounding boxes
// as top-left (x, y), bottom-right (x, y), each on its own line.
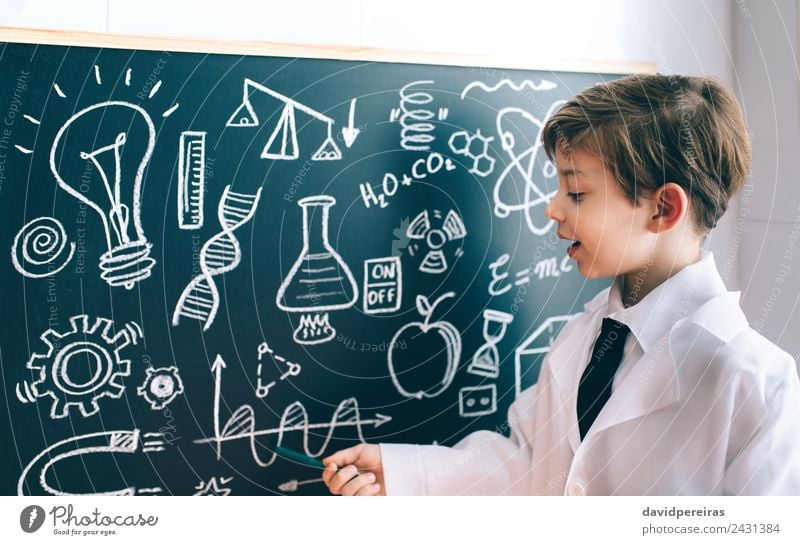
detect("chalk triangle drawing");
top-left (226, 98), bottom-right (259, 127)
top-left (311, 133), bottom-right (342, 161)
top-left (261, 104), bottom-right (299, 160)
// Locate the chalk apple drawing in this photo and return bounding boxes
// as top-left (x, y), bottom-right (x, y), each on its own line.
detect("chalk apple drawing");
top-left (388, 292), bottom-right (461, 399)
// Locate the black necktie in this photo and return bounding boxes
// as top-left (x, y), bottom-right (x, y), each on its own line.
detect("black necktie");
top-left (577, 318), bottom-right (631, 440)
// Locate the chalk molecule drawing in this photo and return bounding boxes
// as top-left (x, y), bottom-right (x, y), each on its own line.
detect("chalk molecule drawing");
top-left (15, 315), bottom-right (142, 419)
top-left (49, 101), bottom-right (157, 289)
top-left (255, 341), bottom-right (302, 399)
top-left (11, 217), bottom-right (75, 278)
top-left (492, 101), bottom-right (566, 236)
top-left (447, 129), bottom-right (496, 177)
top-left (226, 78), bottom-right (342, 161)
top-left (17, 429), bottom-right (166, 496)
top-left (388, 292), bottom-right (462, 399)
top-left (137, 366), bottom-right (185, 410)
top-left (406, 209), bottom-right (467, 274)
top-left (172, 185), bottom-right (262, 331)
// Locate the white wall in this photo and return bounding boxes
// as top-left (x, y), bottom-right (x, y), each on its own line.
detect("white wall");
top-left (2, 0), bottom-right (798, 361)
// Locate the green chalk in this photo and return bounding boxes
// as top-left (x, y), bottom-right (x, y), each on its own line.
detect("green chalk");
top-left (275, 445), bottom-right (326, 469)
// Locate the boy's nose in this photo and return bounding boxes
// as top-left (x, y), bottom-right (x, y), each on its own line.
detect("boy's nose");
top-left (545, 200), bottom-right (565, 222)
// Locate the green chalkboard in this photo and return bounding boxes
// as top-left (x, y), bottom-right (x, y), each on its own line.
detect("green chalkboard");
top-left (0, 32), bottom-right (615, 496)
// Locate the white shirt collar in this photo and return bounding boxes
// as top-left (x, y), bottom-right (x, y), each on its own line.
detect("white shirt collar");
top-left (605, 249), bottom-right (728, 352)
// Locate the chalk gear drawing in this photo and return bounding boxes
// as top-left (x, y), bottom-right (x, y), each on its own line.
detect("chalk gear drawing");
top-left (16, 315), bottom-right (142, 419)
top-left (137, 366), bottom-right (185, 410)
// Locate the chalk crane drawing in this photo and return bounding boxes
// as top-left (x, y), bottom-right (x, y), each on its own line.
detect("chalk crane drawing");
top-left (388, 292), bottom-right (462, 399)
top-left (137, 366), bottom-right (185, 410)
top-left (390, 80), bottom-right (448, 151)
top-left (15, 315), bottom-right (142, 419)
top-left (11, 217), bottom-right (75, 278)
top-left (226, 78), bottom-right (342, 161)
top-left (493, 101), bottom-right (566, 236)
top-left (405, 209), bottom-right (467, 274)
top-left (172, 185), bottom-right (262, 330)
top-left (193, 355), bottom-right (392, 467)
top-left (459, 79), bottom-right (557, 100)
top-left (177, 131), bottom-right (207, 229)
top-left (17, 429), bottom-right (167, 496)
top-left (49, 101), bottom-right (157, 289)
top-left (514, 314), bottom-right (575, 397)
top-left (276, 195), bottom-right (358, 345)
top-left (255, 341), bottom-right (302, 399)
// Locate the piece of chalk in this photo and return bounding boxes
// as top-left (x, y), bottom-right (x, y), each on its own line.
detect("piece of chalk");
top-left (275, 445), bottom-right (326, 469)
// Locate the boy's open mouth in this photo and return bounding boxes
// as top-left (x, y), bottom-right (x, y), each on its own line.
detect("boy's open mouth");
top-left (567, 240), bottom-right (581, 257)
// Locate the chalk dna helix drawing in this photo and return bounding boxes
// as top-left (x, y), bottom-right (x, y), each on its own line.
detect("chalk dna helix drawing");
top-left (172, 185), bottom-right (263, 331)
top-left (11, 217), bottom-right (75, 278)
top-left (15, 315), bottom-right (143, 419)
top-left (49, 101), bottom-right (157, 289)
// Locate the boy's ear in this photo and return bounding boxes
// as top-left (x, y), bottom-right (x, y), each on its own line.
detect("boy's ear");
top-left (649, 183), bottom-right (689, 233)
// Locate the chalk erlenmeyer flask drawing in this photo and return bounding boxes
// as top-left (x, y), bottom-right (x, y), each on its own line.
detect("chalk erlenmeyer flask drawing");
top-left (276, 195), bottom-right (358, 345)
top-left (49, 101), bottom-right (156, 289)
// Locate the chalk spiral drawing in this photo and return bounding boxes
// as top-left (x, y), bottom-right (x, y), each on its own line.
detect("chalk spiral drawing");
top-left (226, 78), bottom-right (342, 161)
top-left (15, 315), bottom-right (142, 419)
top-left (11, 217), bottom-right (75, 278)
top-left (172, 185), bottom-right (262, 330)
top-left (491, 102), bottom-right (565, 235)
top-left (194, 355), bottom-right (392, 467)
top-left (17, 429), bottom-right (166, 496)
top-left (50, 101), bottom-right (157, 289)
top-left (390, 80), bottom-right (448, 151)
top-left (460, 78), bottom-right (557, 100)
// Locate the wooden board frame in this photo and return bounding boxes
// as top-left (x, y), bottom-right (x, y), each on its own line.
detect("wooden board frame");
top-left (0, 26), bottom-right (656, 75)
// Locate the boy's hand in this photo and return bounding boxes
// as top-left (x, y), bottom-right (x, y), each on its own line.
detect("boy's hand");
top-left (322, 443), bottom-right (385, 496)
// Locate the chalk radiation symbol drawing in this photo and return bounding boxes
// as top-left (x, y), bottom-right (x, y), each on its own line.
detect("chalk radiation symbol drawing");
top-left (17, 429), bottom-right (167, 496)
top-left (493, 100), bottom-right (566, 236)
top-left (226, 78), bottom-right (342, 161)
top-left (405, 209), bottom-right (467, 274)
top-left (387, 292), bottom-right (462, 399)
top-left (193, 355), bottom-right (391, 467)
top-left (11, 217), bottom-right (75, 278)
top-left (172, 185), bottom-right (262, 330)
top-left (49, 101), bottom-right (157, 289)
top-left (15, 315), bottom-right (143, 419)
top-left (276, 195), bottom-right (358, 345)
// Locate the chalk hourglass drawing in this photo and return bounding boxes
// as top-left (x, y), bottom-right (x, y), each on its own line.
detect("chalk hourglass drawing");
top-left (49, 101), bottom-right (156, 289)
top-left (276, 195), bottom-right (358, 345)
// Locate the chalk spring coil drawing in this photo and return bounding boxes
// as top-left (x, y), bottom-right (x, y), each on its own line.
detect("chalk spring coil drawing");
top-left (390, 80), bottom-right (448, 151)
top-left (172, 185), bottom-right (262, 330)
top-left (11, 217), bottom-right (75, 278)
top-left (50, 101), bottom-right (157, 289)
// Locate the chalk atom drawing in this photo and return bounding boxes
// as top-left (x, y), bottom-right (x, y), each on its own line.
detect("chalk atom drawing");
top-left (172, 185), bottom-right (262, 331)
top-left (11, 217), bottom-right (75, 278)
top-left (15, 315), bottom-right (141, 419)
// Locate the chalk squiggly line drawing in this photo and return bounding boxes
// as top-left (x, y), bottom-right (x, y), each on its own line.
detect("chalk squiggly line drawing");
top-left (460, 79), bottom-right (557, 100)
top-left (172, 185), bottom-right (262, 330)
top-left (11, 217), bottom-right (75, 278)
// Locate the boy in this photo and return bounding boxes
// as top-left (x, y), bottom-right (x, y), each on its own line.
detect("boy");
top-left (322, 74), bottom-right (800, 495)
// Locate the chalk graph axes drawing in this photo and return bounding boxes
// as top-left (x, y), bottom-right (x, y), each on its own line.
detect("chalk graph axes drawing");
top-left (226, 78), bottom-right (342, 161)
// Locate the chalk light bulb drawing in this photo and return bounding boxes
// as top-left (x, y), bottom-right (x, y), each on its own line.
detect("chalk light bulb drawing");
top-left (49, 101), bottom-right (156, 289)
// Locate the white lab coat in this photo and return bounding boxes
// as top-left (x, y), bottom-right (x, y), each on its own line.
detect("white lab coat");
top-left (379, 251), bottom-right (800, 495)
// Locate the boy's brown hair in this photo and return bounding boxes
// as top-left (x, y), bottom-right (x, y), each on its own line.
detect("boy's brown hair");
top-left (541, 74), bottom-right (751, 236)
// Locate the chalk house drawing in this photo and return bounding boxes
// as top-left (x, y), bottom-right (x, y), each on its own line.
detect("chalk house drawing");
top-left (11, 217), bottom-right (75, 278)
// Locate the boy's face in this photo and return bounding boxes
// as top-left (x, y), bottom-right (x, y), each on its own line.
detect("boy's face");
top-left (545, 148), bottom-right (656, 279)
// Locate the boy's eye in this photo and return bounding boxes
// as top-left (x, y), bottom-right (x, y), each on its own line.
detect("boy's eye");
top-left (567, 192), bottom-right (584, 202)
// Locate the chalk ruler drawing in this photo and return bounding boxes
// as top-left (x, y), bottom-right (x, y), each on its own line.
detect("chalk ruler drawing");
top-left (458, 384), bottom-right (497, 417)
top-left (194, 355), bottom-right (391, 467)
top-left (15, 315), bottom-right (142, 419)
top-left (388, 292), bottom-right (461, 399)
top-left (406, 209), bottom-right (467, 274)
top-left (226, 78), bottom-right (341, 161)
top-left (50, 101), bottom-right (157, 289)
top-left (363, 257), bottom-right (402, 314)
top-left (177, 131), bottom-right (206, 229)
top-left (11, 217), bottom-right (75, 278)
top-left (172, 185), bottom-right (262, 330)
top-left (193, 476), bottom-right (233, 496)
top-left (514, 314), bottom-right (574, 397)
top-left (255, 341), bottom-right (302, 399)
top-left (493, 101), bottom-right (566, 236)
top-left (460, 79), bottom-right (557, 100)
top-left (276, 195), bottom-right (358, 345)
top-left (390, 80), bottom-right (448, 151)
top-left (17, 429), bottom-right (166, 496)
top-left (137, 366), bottom-right (184, 410)
top-left (448, 129), bottom-right (495, 177)
top-left (468, 309), bottom-right (514, 379)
